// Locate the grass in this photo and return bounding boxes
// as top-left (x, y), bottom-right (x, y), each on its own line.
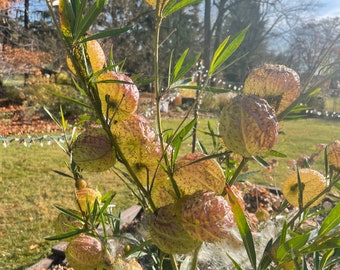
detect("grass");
top-left (1, 117), bottom-right (339, 269)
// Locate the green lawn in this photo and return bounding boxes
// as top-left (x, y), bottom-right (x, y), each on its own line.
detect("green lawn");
top-left (0, 117), bottom-right (339, 269)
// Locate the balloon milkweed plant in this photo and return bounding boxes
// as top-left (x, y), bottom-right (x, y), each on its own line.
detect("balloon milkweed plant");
top-left (44, 0), bottom-right (340, 269)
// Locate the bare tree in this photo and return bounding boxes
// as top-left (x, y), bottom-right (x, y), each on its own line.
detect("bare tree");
top-left (278, 17), bottom-right (340, 75)
top-left (202, 0), bottom-right (319, 82)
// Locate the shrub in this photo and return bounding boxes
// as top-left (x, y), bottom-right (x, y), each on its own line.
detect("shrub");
top-left (42, 0), bottom-right (340, 269)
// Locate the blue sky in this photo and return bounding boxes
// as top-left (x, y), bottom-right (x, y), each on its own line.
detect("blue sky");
top-left (318, 0), bottom-right (340, 17)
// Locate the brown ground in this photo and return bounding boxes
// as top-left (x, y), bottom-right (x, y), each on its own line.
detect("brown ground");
top-left (0, 105), bottom-right (62, 136)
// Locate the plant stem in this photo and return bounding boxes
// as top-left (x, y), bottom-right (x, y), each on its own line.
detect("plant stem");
top-left (154, 16), bottom-right (163, 148)
top-left (190, 245), bottom-right (201, 270)
top-left (228, 157), bottom-right (249, 186)
top-left (170, 254), bottom-right (179, 270)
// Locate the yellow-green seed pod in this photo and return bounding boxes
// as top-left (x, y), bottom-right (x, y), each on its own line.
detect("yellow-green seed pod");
top-left (75, 187), bottom-right (102, 213)
top-left (97, 72), bottom-right (139, 122)
top-left (219, 95), bottom-right (278, 157)
top-left (244, 64), bottom-right (300, 114)
top-left (149, 203), bottom-right (201, 254)
top-left (67, 39), bottom-right (106, 75)
top-left (151, 152), bottom-right (226, 208)
top-left (327, 140), bottom-right (340, 172)
top-left (54, 209), bottom-right (83, 241)
top-left (65, 234), bottom-right (106, 269)
top-left (281, 168), bottom-right (327, 207)
top-left (179, 190), bottom-right (235, 243)
top-left (72, 127), bottom-right (116, 172)
top-left (112, 257), bottom-right (143, 270)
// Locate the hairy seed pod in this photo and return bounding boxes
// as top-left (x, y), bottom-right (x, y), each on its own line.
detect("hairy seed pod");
top-left (151, 152), bottom-right (226, 208)
top-left (72, 127), bottom-right (116, 172)
top-left (76, 187), bottom-right (102, 213)
top-left (67, 39), bottom-right (106, 75)
top-left (65, 234), bottom-right (106, 269)
top-left (110, 114), bottom-right (171, 186)
top-left (54, 210), bottom-right (83, 241)
top-left (219, 95), bottom-right (278, 157)
top-left (149, 203), bottom-right (201, 254)
top-left (281, 168), bottom-right (327, 207)
top-left (179, 190), bottom-right (235, 243)
top-left (97, 72), bottom-right (139, 122)
top-left (244, 64), bottom-right (300, 114)
top-left (112, 257), bottom-right (143, 270)
top-left (327, 140), bottom-right (340, 172)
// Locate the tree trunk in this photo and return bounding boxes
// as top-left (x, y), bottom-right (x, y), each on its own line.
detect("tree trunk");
top-left (203, 0), bottom-right (211, 68)
top-left (24, 0), bottom-right (29, 29)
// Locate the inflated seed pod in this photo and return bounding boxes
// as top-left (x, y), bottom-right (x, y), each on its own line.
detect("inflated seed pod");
top-left (151, 152), bottom-right (226, 208)
top-left (72, 127), bottom-right (116, 172)
top-left (112, 257), bottom-right (143, 270)
top-left (149, 203), bottom-right (201, 254)
top-left (65, 234), bottom-right (106, 269)
top-left (67, 39), bottom-right (106, 75)
top-left (327, 140), bottom-right (340, 172)
top-left (54, 209), bottom-right (83, 241)
top-left (219, 94), bottom-right (278, 157)
top-left (76, 187), bottom-right (102, 213)
top-left (179, 190), bottom-right (235, 243)
top-left (281, 168), bottom-right (327, 207)
top-left (97, 71), bottom-right (139, 122)
top-left (244, 64), bottom-right (300, 114)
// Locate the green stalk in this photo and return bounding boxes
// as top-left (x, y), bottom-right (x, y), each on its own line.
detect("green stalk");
top-left (228, 157), bottom-right (249, 186)
top-left (190, 245), bottom-right (201, 270)
top-left (154, 15), bottom-right (163, 148)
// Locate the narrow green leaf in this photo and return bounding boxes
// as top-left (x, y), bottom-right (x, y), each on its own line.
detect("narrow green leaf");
top-left (209, 25), bottom-right (249, 76)
top-left (309, 87), bottom-right (322, 96)
top-left (226, 253), bottom-right (243, 270)
top-left (210, 35), bottom-right (230, 72)
top-left (252, 156), bottom-right (269, 168)
top-left (277, 233), bottom-right (310, 259)
top-left (71, 77), bottom-right (88, 96)
top-left (226, 185), bottom-right (257, 269)
top-left (60, 105), bottom-right (67, 131)
top-left (257, 239), bottom-right (274, 270)
top-left (171, 53), bottom-right (201, 86)
top-left (97, 191), bottom-right (116, 216)
top-left (172, 49), bottom-right (189, 82)
top-left (59, 0), bottom-right (76, 39)
top-left (73, 0), bottom-right (87, 36)
top-left (52, 170), bottom-right (73, 179)
top-left (197, 140), bottom-right (208, 155)
top-left (174, 84), bottom-right (232, 93)
top-left (268, 149), bottom-right (287, 158)
top-left (171, 118), bottom-right (197, 162)
top-left (318, 202), bottom-right (340, 237)
top-left (81, 26), bottom-right (132, 42)
top-left (43, 106), bottom-right (62, 129)
top-left (49, 91), bottom-right (93, 110)
top-left (163, 0), bottom-right (202, 17)
top-left (305, 237), bottom-right (340, 253)
top-left (74, 0), bottom-right (107, 40)
top-left (53, 205), bottom-right (84, 223)
top-left (45, 228), bottom-right (88, 241)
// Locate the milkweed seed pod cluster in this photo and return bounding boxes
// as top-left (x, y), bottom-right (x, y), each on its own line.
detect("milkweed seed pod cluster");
top-left (281, 168), bottom-right (327, 207)
top-left (219, 64), bottom-right (300, 158)
top-left (149, 152), bottom-right (238, 253)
